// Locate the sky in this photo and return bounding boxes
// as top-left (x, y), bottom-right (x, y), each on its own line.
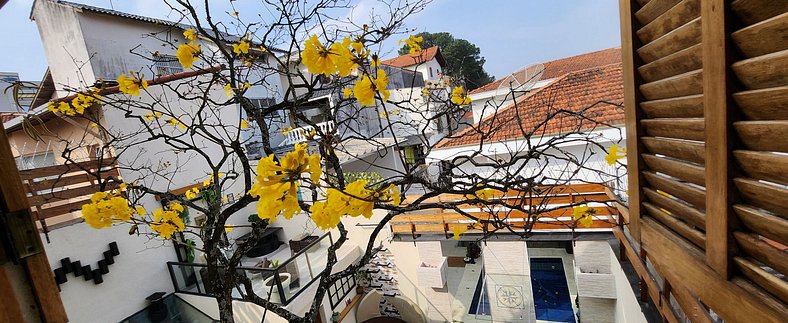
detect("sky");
top-left (0, 0), bottom-right (621, 82)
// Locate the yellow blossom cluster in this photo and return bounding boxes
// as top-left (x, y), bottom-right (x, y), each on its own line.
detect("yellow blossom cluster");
top-left (451, 86), bottom-right (472, 105)
top-left (301, 35), bottom-right (361, 77)
top-left (151, 202), bottom-right (186, 239)
top-left (572, 204), bottom-right (596, 228)
top-left (81, 188), bottom-right (134, 229)
top-left (310, 181), bottom-right (400, 230)
top-left (47, 90), bottom-right (101, 116)
top-left (185, 187), bottom-right (200, 199)
top-left (465, 185), bottom-right (494, 201)
top-left (117, 72), bottom-right (149, 96)
top-left (177, 29), bottom-right (201, 68)
top-left (353, 69), bottom-right (390, 106)
top-left (452, 224), bottom-right (469, 240)
top-left (401, 35), bottom-right (423, 54)
top-left (144, 111), bottom-right (163, 121)
top-left (233, 39), bottom-right (251, 55)
top-left (605, 144), bottom-right (627, 165)
top-left (202, 172), bottom-right (225, 187)
top-left (248, 143), bottom-right (322, 223)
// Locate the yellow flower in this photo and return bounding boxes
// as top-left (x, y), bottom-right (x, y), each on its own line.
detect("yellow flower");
top-left (343, 87), bottom-right (353, 99)
top-left (225, 226), bottom-right (234, 233)
top-left (240, 119), bottom-right (249, 129)
top-left (249, 144), bottom-right (322, 222)
top-left (81, 190), bottom-right (133, 229)
top-left (243, 82), bottom-right (251, 90)
top-left (71, 92), bottom-right (100, 114)
top-left (452, 225), bottom-right (468, 240)
top-left (144, 114), bottom-right (156, 121)
top-left (224, 83), bottom-right (234, 97)
top-left (466, 185), bottom-right (494, 201)
top-left (202, 179), bottom-right (212, 187)
top-left (183, 28), bottom-right (197, 41)
top-left (185, 187), bottom-right (199, 199)
top-left (176, 42), bottom-right (200, 68)
top-left (353, 69), bottom-right (390, 106)
top-left (151, 202), bottom-right (185, 240)
top-left (135, 205), bottom-right (146, 216)
top-left (233, 39), bottom-right (250, 55)
top-left (282, 127), bottom-right (293, 135)
top-left (404, 35), bottom-right (423, 54)
top-left (451, 86), bottom-right (472, 105)
top-left (329, 37), bottom-right (356, 77)
top-left (166, 118), bottom-right (185, 129)
top-left (605, 144), bottom-right (627, 165)
top-left (572, 204), bottom-right (595, 228)
top-left (302, 35), bottom-right (335, 76)
top-left (117, 72), bottom-right (149, 96)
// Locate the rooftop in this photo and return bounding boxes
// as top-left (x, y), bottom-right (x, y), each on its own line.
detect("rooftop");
top-left (381, 46), bottom-right (446, 68)
top-left (437, 62), bottom-right (624, 149)
top-left (470, 47), bottom-right (622, 95)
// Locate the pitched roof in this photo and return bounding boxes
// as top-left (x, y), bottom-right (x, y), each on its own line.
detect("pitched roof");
top-left (469, 47), bottom-right (621, 95)
top-left (381, 46), bottom-right (445, 68)
top-left (437, 63), bottom-right (624, 149)
top-left (36, 1), bottom-right (287, 53)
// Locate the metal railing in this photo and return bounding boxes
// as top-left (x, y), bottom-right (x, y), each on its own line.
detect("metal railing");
top-left (167, 232), bottom-right (332, 306)
top-left (281, 120), bottom-right (335, 146)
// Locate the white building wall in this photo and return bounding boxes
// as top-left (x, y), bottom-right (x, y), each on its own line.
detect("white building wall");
top-left (41, 223), bottom-right (178, 323)
top-left (31, 0), bottom-right (96, 96)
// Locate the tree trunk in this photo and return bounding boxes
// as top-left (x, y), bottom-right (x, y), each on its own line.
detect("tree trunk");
top-left (205, 241), bottom-right (235, 323)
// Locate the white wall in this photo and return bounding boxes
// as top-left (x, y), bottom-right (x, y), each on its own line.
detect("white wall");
top-left (41, 223), bottom-right (179, 323)
top-left (32, 0), bottom-right (96, 96)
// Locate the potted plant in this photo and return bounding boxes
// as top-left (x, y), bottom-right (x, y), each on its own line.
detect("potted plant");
top-left (355, 269), bottom-right (370, 294)
top-left (261, 260), bottom-right (291, 303)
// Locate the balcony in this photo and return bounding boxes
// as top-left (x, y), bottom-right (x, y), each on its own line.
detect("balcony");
top-left (281, 121), bottom-right (335, 147)
top-left (167, 232), bottom-right (332, 306)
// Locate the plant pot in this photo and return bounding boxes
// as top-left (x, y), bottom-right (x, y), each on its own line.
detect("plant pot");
top-left (262, 273), bottom-right (291, 303)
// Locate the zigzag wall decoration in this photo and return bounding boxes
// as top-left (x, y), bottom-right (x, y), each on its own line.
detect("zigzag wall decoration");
top-left (52, 241), bottom-right (119, 286)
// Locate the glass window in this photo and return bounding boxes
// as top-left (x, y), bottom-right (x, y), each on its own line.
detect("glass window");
top-left (154, 54), bottom-right (183, 76)
top-left (15, 151), bottom-right (56, 170)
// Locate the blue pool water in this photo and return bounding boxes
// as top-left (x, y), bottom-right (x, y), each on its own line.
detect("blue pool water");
top-left (468, 268), bottom-right (491, 315)
top-left (530, 258), bottom-right (576, 322)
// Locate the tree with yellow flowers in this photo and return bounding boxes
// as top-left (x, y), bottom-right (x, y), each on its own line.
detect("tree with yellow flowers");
top-left (21, 1), bottom-right (626, 322)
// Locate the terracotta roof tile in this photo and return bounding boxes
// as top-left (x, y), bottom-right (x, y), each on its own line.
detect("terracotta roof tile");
top-left (437, 63), bottom-right (624, 149)
top-left (381, 46), bottom-right (443, 68)
top-left (470, 47), bottom-right (621, 95)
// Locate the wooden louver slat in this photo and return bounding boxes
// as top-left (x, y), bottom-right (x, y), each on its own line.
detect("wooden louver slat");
top-left (642, 171), bottom-right (706, 209)
top-left (734, 177), bottom-right (788, 218)
top-left (640, 94), bottom-right (704, 118)
top-left (734, 204), bottom-right (788, 246)
top-left (731, 11), bottom-right (788, 58)
top-left (731, 49), bottom-right (788, 90)
top-left (734, 121), bottom-right (788, 153)
top-left (638, 44), bottom-right (702, 82)
top-left (642, 137), bottom-right (705, 165)
top-left (643, 187), bottom-right (705, 228)
top-left (641, 118), bottom-right (705, 141)
top-left (733, 150), bottom-right (788, 185)
top-left (637, 17), bottom-right (702, 63)
top-left (733, 86), bottom-right (788, 120)
top-left (640, 69), bottom-right (703, 100)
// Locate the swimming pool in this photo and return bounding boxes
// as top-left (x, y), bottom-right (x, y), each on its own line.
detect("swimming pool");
top-left (468, 268), bottom-right (491, 316)
top-left (530, 258), bottom-right (576, 322)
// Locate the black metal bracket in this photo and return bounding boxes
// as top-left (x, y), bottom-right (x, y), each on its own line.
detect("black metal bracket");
top-left (0, 208), bottom-right (44, 264)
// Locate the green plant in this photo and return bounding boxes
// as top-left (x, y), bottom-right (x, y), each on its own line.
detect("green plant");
top-left (271, 259), bottom-right (280, 268)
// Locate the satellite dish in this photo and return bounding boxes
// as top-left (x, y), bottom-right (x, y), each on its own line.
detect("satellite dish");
top-left (493, 63), bottom-right (545, 100)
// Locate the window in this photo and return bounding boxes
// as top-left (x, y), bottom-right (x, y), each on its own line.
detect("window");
top-left (15, 152), bottom-right (56, 170)
top-left (154, 54), bottom-right (183, 76)
top-left (403, 144), bottom-right (426, 169)
top-left (429, 67), bottom-right (433, 78)
top-left (328, 274), bottom-right (356, 309)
